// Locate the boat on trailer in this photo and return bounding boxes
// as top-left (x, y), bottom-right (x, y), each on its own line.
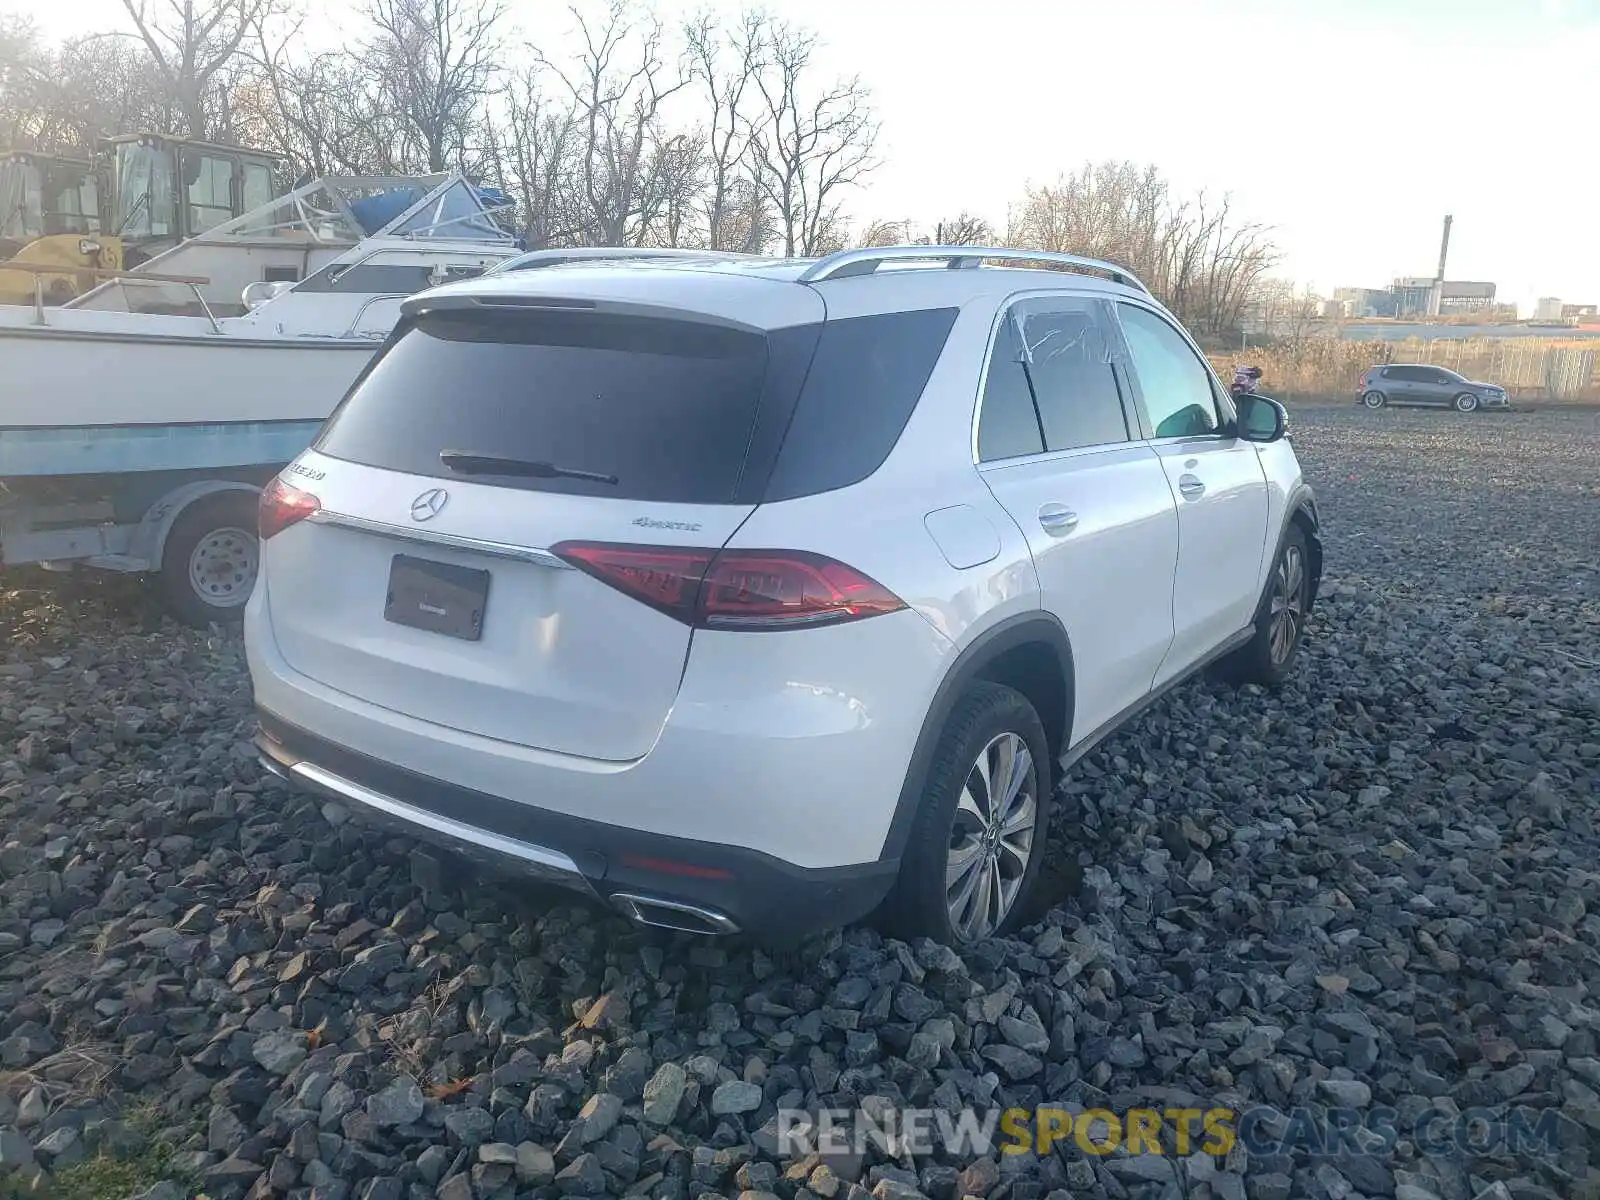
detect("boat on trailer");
top-left (0, 172), bottom-right (522, 623)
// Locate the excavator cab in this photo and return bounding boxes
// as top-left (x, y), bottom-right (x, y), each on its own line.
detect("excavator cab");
top-left (0, 151), bottom-right (101, 258)
top-left (104, 134), bottom-right (280, 264)
top-left (0, 151), bottom-right (115, 304)
top-left (0, 134), bottom-right (283, 306)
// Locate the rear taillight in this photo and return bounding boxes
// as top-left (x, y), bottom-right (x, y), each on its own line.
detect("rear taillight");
top-left (259, 477), bottom-right (321, 540)
top-left (553, 543), bottom-right (905, 630)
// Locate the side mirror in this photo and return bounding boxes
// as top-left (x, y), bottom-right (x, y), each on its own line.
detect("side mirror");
top-left (1236, 393), bottom-right (1287, 443)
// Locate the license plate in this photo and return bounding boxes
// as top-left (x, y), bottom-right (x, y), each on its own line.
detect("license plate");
top-left (385, 555), bottom-right (489, 641)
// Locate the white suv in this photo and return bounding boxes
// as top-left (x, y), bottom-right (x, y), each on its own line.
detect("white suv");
top-left (246, 246), bottom-right (1321, 944)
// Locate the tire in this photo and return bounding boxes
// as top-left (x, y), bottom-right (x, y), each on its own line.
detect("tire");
top-left (1221, 523), bottom-right (1311, 686)
top-left (882, 682), bottom-right (1053, 944)
top-left (1361, 390), bottom-right (1387, 409)
top-left (158, 492), bottom-right (261, 627)
top-left (1453, 392), bottom-right (1480, 413)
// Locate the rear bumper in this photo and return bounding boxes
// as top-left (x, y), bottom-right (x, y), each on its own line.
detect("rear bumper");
top-left (256, 709), bottom-right (897, 937)
top-left (243, 561), bottom-right (949, 937)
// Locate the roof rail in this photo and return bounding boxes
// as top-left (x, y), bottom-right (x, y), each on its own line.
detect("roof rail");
top-left (796, 245), bottom-right (1150, 293)
top-left (488, 247), bottom-right (764, 275)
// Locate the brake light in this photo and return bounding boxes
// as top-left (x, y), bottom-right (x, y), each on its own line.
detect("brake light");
top-left (553, 543), bottom-right (904, 630)
top-left (701, 550), bottom-right (905, 628)
top-left (259, 477), bottom-right (320, 540)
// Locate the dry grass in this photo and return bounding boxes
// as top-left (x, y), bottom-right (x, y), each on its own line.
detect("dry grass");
top-left (1211, 335), bottom-right (1600, 401)
top-left (0, 1043), bottom-right (119, 1113)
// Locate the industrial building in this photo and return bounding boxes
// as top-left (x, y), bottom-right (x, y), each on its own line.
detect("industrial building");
top-left (1331, 215), bottom-right (1503, 319)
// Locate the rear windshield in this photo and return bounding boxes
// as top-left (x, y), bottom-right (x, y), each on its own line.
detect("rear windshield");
top-left (314, 309), bottom-right (771, 504)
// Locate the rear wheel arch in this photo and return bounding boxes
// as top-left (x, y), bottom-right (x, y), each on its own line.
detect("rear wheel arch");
top-left (1273, 487), bottom-right (1323, 613)
top-left (878, 612), bottom-right (1074, 864)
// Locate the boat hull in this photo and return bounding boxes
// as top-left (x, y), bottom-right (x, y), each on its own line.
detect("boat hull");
top-left (0, 322), bottom-right (376, 478)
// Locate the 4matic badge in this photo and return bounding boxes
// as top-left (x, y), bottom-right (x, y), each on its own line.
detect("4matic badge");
top-left (632, 516), bottom-right (702, 533)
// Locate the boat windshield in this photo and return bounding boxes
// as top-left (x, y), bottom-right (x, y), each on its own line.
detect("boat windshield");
top-left (114, 142), bottom-right (177, 239)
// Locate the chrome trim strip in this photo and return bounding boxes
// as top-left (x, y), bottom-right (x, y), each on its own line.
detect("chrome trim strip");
top-left (306, 509), bottom-right (572, 568)
top-left (611, 892), bottom-right (740, 935)
top-left (288, 760), bottom-right (590, 881)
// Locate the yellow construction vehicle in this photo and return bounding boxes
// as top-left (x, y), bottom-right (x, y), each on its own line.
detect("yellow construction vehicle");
top-left (0, 134), bottom-right (281, 306)
top-left (0, 150), bottom-right (117, 304)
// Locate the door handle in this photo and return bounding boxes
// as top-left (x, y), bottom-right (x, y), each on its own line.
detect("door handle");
top-left (1178, 474), bottom-right (1205, 500)
top-left (1038, 504), bottom-right (1079, 536)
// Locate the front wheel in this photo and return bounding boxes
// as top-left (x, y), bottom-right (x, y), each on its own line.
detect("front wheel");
top-left (159, 492), bottom-right (261, 627)
top-left (1221, 524), bottom-right (1311, 686)
top-left (883, 683), bottom-right (1053, 944)
top-left (1361, 390), bottom-right (1387, 409)
top-left (1453, 392), bottom-right (1480, 413)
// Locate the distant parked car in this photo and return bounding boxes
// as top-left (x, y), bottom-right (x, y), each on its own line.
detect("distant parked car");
top-left (1359, 365), bottom-right (1509, 412)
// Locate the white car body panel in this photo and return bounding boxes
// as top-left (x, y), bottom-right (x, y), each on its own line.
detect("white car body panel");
top-left (245, 251), bottom-right (1317, 934)
top-left (249, 573), bottom-right (949, 868)
top-left (1149, 435), bottom-right (1271, 688)
top-left (979, 444), bottom-right (1179, 743)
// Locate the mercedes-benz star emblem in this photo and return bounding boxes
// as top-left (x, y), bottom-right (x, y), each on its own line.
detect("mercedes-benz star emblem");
top-left (410, 488), bottom-right (449, 521)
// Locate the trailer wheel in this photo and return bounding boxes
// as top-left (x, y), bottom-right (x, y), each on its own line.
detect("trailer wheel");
top-left (159, 492), bottom-right (260, 627)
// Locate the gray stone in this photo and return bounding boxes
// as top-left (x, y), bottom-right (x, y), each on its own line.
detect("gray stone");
top-left (643, 1062), bottom-right (687, 1126)
top-left (365, 1075), bottom-right (425, 1127)
top-left (0, 1127), bottom-right (35, 1172)
top-left (710, 1080), bottom-right (763, 1115)
top-left (575, 1092), bottom-right (624, 1142)
top-left (252, 1028), bottom-right (308, 1075)
top-left (1317, 1078), bottom-right (1373, 1107)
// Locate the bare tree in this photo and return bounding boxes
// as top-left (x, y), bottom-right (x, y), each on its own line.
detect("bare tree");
top-left (363, 0), bottom-right (506, 173)
top-left (853, 217), bottom-right (908, 247)
top-left (747, 20), bottom-right (878, 257)
top-left (0, 17), bottom-right (53, 147)
top-left (934, 212), bottom-right (994, 245)
top-left (1, 19), bottom-right (172, 153)
top-left (237, 40), bottom-right (413, 176)
top-left (537, 1), bottom-right (693, 246)
top-left (1249, 278), bottom-right (1323, 349)
top-left (683, 9), bottom-right (768, 252)
top-left (482, 66), bottom-right (587, 248)
top-left (117, 0), bottom-right (277, 138)
top-left (1008, 160), bottom-right (1277, 339)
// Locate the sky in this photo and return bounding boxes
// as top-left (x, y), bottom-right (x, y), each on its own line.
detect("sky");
top-left (15, 0), bottom-right (1600, 313)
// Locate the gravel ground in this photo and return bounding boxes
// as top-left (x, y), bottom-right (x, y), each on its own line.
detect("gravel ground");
top-left (1, 404), bottom-right (1597, 1200)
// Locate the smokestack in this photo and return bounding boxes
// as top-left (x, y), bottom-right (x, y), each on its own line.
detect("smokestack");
top-left (1436, 214), bottom-right (1453, 283)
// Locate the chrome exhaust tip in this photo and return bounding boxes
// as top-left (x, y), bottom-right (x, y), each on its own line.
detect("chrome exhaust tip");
top-left (611, 892), bottom-right (740, 936)
top-left (258, 754), bottom-right (292, 781)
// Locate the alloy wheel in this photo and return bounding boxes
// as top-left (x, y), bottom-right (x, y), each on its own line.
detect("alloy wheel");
top-left (1268, 543), bottom-right (1306, 665)
top-left (946, 731), bottom-right (1038, 941)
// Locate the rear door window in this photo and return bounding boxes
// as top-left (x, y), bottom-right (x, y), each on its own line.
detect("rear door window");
top-left (1013, 300), bottom-right (1130, 451)
top-left (315, 309), bottom-right (773, 504)
top-left (977, 315), bottom-right (1046, 461)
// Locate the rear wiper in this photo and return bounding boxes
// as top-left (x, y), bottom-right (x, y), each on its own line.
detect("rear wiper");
top-left (439, 450), bottom-right (618, 485)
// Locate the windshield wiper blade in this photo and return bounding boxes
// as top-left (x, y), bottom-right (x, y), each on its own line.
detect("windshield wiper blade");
top-left (439, 450), bottom-right (618, 485)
